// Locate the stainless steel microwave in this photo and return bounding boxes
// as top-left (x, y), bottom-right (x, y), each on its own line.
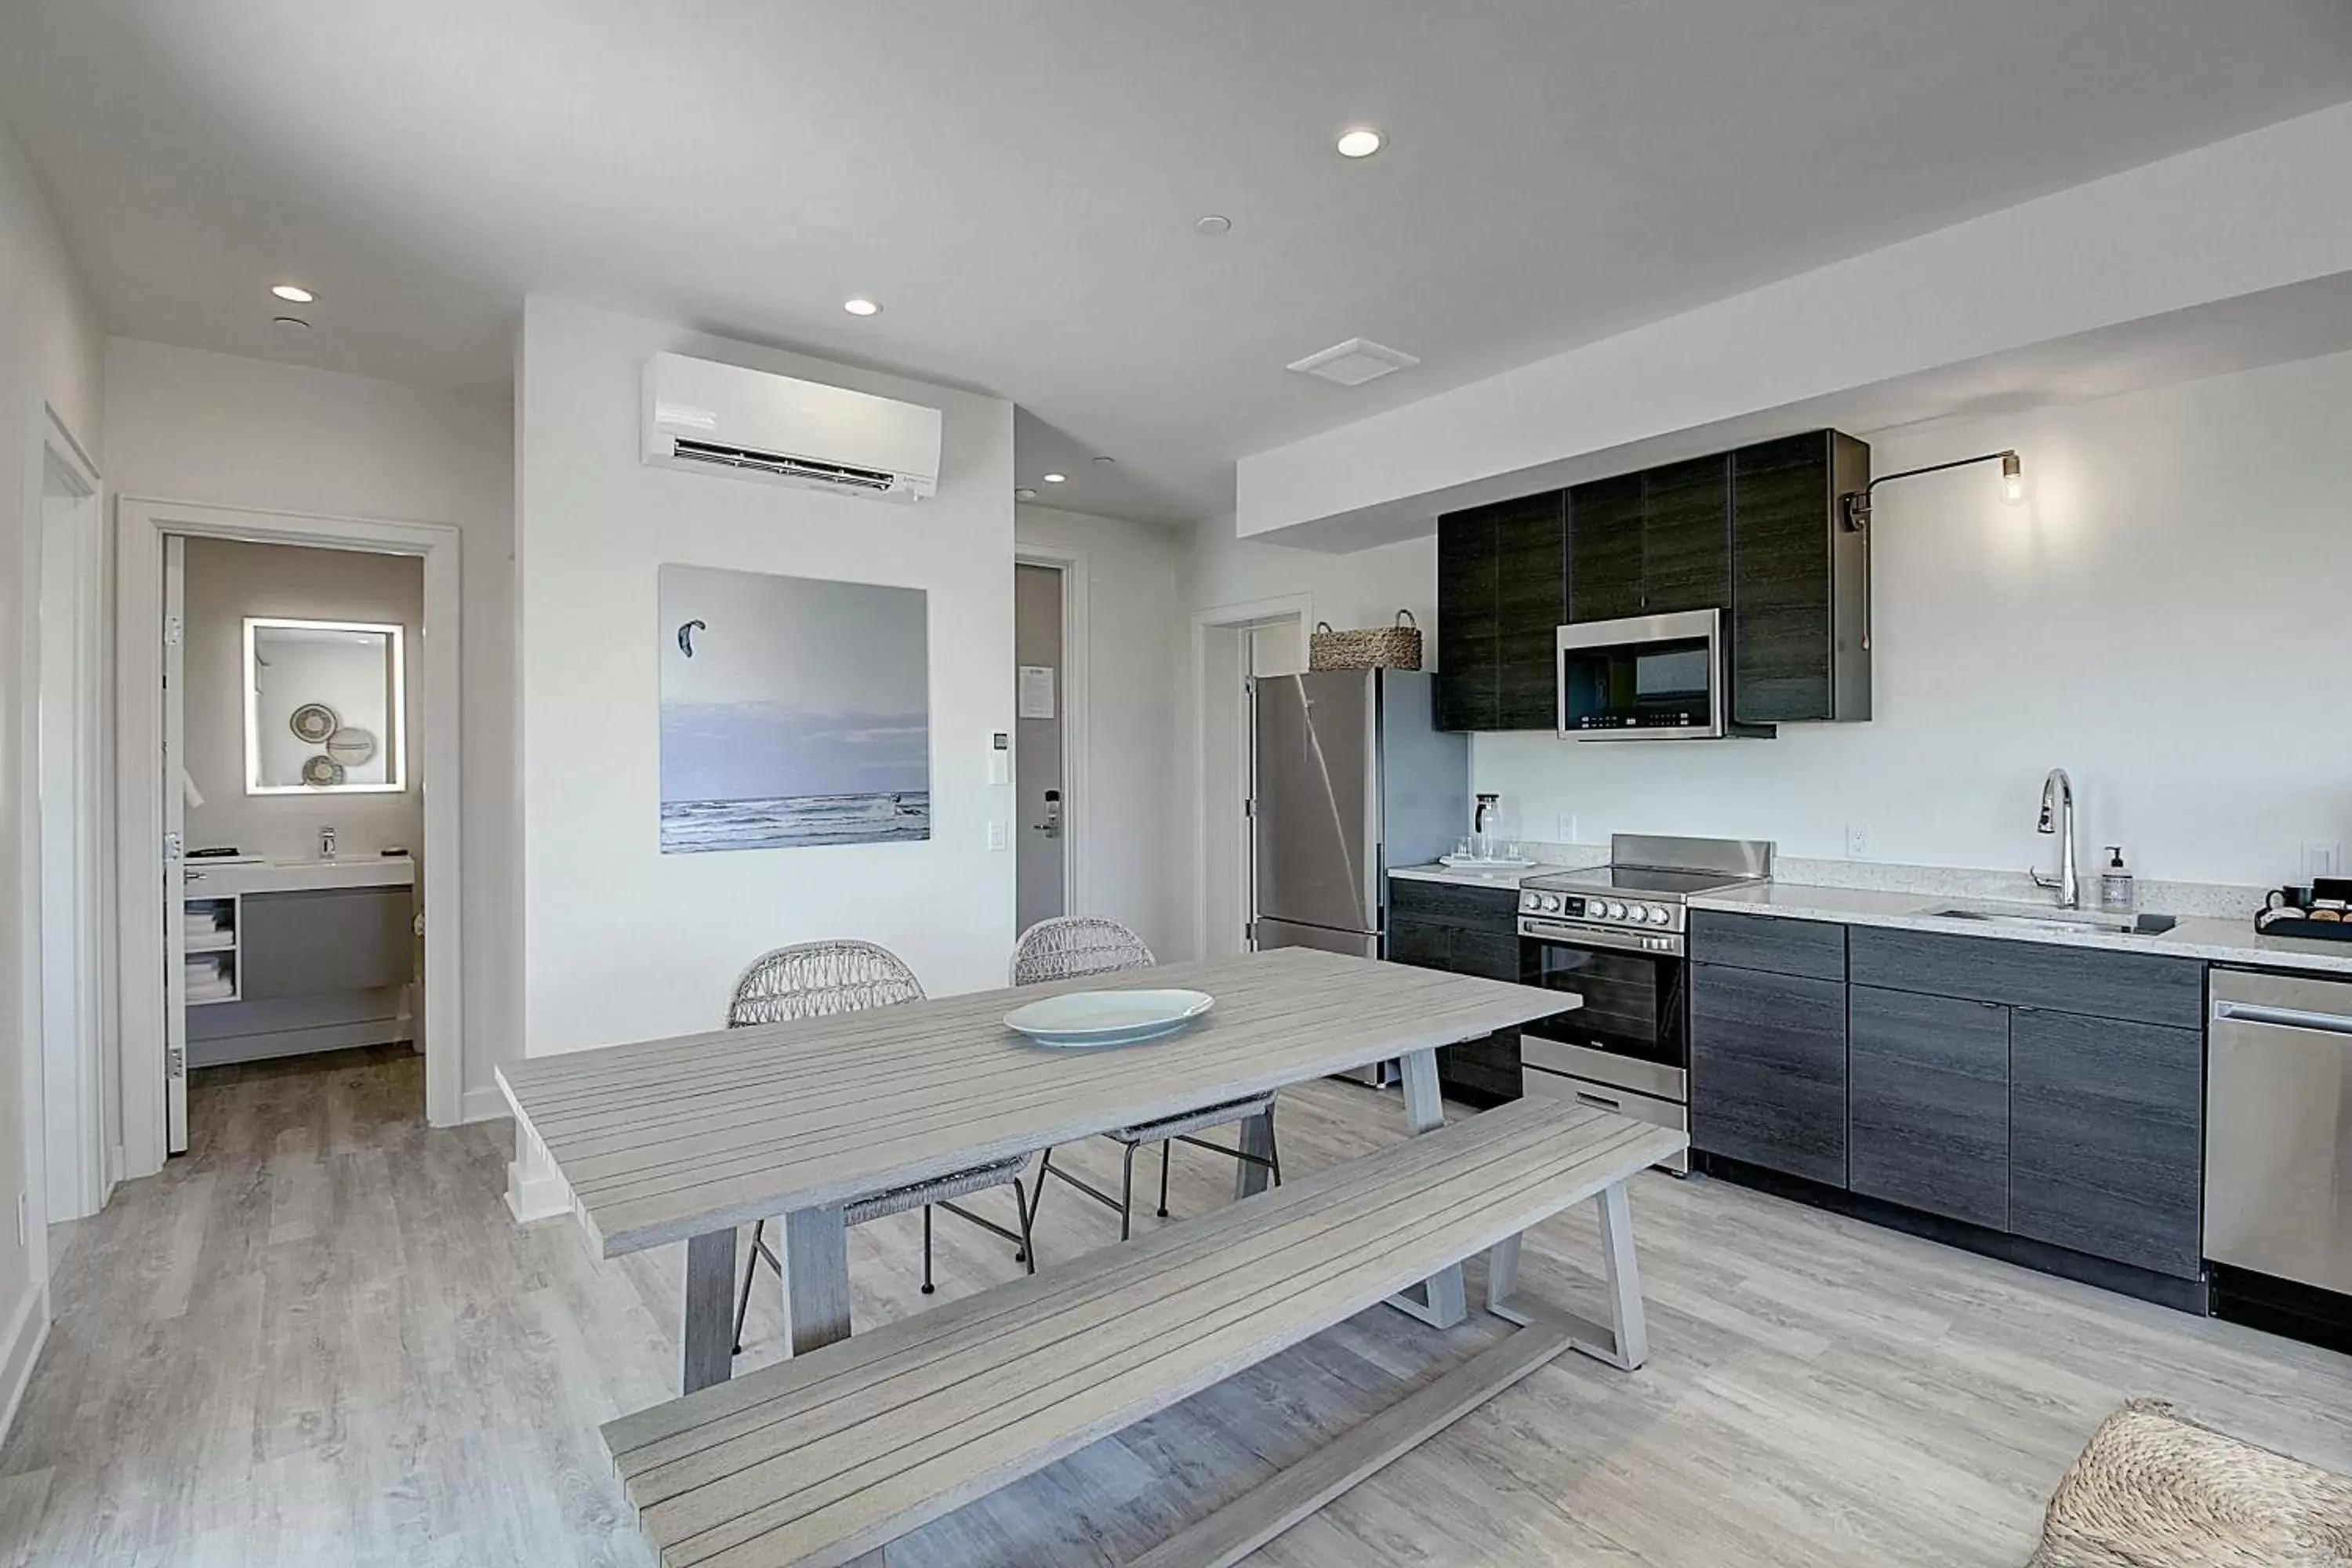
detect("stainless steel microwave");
top-left (1556, 608), bottom-right (1726, 740)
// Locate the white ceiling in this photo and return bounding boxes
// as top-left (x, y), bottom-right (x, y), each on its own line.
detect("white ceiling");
top-left (4, 2), bottom-right (2349, 524)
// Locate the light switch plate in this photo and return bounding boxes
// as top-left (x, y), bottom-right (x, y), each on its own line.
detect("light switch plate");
top-left (1846, 821), bottom-right (1872, 859)
top-left (2306, 841), bottom-right (2342, 880)
top-left (987, 821), bottom-right (1009, 852)
top-left (1556, 814), bottom-right (1577, 844)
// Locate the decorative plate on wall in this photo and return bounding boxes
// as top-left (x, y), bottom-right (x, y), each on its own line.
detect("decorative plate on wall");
top-left (289, 703), bottom-right (339, 744)
top-left (300, 754), bottom-right (347, 787)
top-left (325, 726), bottom-right (378, 766)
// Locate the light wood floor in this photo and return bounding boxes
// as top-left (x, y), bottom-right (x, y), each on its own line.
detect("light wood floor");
top-left (5, 1046), bottom-right (2350, 1567)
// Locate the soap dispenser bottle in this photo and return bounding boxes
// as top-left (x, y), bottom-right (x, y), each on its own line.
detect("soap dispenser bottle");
top-left (2099, 846), bottom-right (2135, 913)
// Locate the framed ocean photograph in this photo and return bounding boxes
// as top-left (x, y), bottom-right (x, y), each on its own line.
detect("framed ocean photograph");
top-left (658, 564), bottom-right (931, 853)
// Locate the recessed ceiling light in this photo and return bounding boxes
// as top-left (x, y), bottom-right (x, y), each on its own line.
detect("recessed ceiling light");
top-left (272, 316), bottom-right (310, 330)
top-left (270, 284), bottom-right (314, 303)
top-left (1042, 473), bottom-right (1067, 484)
top-left (843, 297), bottom-right (881, 317)
top-left (1335, 128), bottom-right (1384, 159)
top-left (1014, 487), bottom-right (1038, 502)
top-left (1093, 456), bottom-right (1116, 466)
top-left (1193, 214), bottom-right (1232, 237)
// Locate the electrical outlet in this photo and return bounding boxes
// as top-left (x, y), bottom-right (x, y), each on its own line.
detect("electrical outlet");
top-left (2306, 841), bottom-right (2342, 880)
top-left (1846, 821), bottom-right (1872, 859)
top-left (986, 821), bottom-right (1009, 852)
top-left (1556, 814), bottom-right (1578, 845)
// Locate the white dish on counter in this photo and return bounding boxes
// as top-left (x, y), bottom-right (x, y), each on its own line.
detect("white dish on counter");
top-left (1004, 989), bottom-right (1214, 1048)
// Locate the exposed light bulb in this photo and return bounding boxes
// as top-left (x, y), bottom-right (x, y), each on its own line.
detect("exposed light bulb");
top-left (2001, 452), bottom-right (2025, 506)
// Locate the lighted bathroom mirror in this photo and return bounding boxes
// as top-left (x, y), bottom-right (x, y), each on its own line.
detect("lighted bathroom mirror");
top-left (244, 617), bottom-right (407, 794)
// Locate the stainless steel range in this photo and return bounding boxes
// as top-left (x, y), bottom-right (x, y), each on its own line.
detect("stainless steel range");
top-left (1515, 834), bottom-right (1773, 1171)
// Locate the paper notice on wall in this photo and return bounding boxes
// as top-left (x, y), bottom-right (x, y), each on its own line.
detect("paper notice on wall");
top-left (1018, 665), bottom-right (1057, 720)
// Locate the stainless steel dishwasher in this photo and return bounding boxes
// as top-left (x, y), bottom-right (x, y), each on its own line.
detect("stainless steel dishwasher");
top-left (2205, 968), bottom-right (2352, 1338)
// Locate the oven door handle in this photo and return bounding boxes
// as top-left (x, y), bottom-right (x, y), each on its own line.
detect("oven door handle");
top-left (1519, 919), bottom-right (1684, 957)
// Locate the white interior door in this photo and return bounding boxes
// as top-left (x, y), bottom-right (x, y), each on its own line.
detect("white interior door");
top-left (162, 535), bottom-right (187, 1155)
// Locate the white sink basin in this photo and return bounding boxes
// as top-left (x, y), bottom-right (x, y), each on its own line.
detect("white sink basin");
top-left (187, 856), bottom-right (415, 895)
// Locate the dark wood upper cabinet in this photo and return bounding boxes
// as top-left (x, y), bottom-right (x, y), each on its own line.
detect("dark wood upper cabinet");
top-left (1437, 489), bottom-right (1563, 733)
top-left (1435, 504), bottom-right (1498, 732)
top-left (1639, 456), bottom-right (1731, 615)
top-left (1730, 431), bottom-right (1871, 724)
top-left (1568, 473), bottom-right (1643, 624)
top-left (1491, 490), bottom-right (1567, 729)
top-left (1434, 429), bottom-right (1869, 731)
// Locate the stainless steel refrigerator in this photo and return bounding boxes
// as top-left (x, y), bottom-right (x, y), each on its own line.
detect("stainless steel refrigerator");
top-left (1249, 669), bottom-right (1468, 960)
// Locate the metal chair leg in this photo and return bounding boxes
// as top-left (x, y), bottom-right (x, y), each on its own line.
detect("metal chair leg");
top-left (731, 1218), bottom-right (764, 1357)
top-left (920, 1203), bottom-right (935, 1294)
top-left (1120, 1142), bottom-right (1138, 1242)
top-left (1013, 1178), bottom-right (1036, 1276)
top-left (1157, 1138), bottom-right (1173, 1218)
top-left (1268, 1105), bottom-right (1283, 1188)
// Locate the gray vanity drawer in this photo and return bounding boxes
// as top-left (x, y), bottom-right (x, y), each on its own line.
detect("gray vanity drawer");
top-left (1688, 909), bottom-right (1847, 982)
top-left (1846, 924), bottom-right (2202, 1029)
top-left (239, 886), bottom-right (415, 999)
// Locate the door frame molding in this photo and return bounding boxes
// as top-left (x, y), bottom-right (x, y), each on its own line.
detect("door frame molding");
top-left (114, 496), bottom-right (465, 1178)
top-left (1012, 547), bottom-right (1087, 927)
top-left (32, 414), bottom-right (107, 1224)
top-left (1188, 595), bottom-right (1312, 960)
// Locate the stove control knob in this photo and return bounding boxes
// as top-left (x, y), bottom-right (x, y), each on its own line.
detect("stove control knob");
top-left (1543, 894), bottom-right (1563, 913)
top-left (1604, 901), bottom-right (1626, 920)
top-left (1520, 892), bottom-right (1537, 913)
top-left (1647, 906), bottom-right (1671, 926)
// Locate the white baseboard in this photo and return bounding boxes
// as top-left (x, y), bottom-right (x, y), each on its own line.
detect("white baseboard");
top-left (459, 1084), bottom-right (510, 1125)
top-left (0, 1280), bottom-right (52, 1448)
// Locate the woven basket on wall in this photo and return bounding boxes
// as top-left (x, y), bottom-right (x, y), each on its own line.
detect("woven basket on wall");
top-left (1308, 611), bottom-right (1423, 671)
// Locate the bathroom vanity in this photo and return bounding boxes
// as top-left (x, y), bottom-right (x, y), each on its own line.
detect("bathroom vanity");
top-left (182, 855), bottom-right (417, 1065)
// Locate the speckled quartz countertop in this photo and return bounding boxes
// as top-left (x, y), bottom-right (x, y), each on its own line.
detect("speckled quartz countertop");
top-left (1689, 881), bottom-right (2352, 979)
top-left (1388, 855), bottom-right (1604, 891)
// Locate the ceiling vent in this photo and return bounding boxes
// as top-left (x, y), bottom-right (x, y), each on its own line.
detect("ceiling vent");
top-left (1286, 337), bottom-right (1420, 387)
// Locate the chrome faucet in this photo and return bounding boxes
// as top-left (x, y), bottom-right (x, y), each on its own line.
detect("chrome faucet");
top-left (2028, 769), bottom-right (2079, 909)
top-left (320, 824), bottom-right (338, 860)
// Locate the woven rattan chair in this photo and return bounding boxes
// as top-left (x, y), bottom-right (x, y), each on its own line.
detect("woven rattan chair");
top-left (1008, 917), bottom-right (1281, 1240)
top-left (727, 940), bottom-right (1034, 1357)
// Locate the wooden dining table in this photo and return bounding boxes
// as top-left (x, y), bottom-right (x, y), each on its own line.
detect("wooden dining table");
top-left (497, 946), bottom-right (1580, 1394)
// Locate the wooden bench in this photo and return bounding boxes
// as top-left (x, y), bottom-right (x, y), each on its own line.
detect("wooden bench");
top-left (603, 1097), bottom-right (1688, 1568)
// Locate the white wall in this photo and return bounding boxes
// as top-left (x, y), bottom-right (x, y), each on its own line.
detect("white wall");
top-left (1473, 350), bottom-right (2352, 889)
top-left (518, 298), bottom-right (1015, 1054)
top-left (180, 538), bottom-right (424, 857)
top-left (0, 106), bottom-right (104, 1438)
top-left (1013, 503), bottom-right (1184, 956)
top-left (102, 339), bottom-right (517, 1113)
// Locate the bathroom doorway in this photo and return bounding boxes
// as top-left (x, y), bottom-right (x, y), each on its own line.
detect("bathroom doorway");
top-left (116, 501), bottom-right (464, 1176)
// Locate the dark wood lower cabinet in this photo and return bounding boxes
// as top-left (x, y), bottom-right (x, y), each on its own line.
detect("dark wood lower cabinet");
top-left (2009, 1008), bottom-right (2205, 1280)
top-left (1385, 898), bottom-right (1524, 1105)
top-left (1689, 963), bottom-right (1848, 1187)
top-left (1847, 985), bottom-right (2009, 1229)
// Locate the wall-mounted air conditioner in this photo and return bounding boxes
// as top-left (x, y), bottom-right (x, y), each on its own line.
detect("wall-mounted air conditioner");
top-left (642, 352), bottom-right (942, 502)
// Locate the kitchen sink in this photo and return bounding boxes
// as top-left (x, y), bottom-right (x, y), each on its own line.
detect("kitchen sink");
top-left (1923, 905), bottom-right (2177, 937)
